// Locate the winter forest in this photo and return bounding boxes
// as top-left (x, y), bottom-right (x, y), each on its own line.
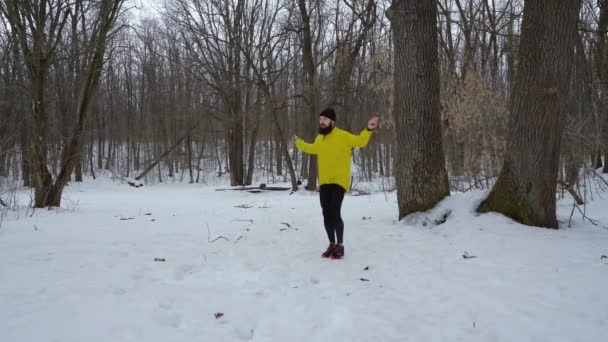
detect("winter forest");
top-left (1, 1), bottom-right (607, 341)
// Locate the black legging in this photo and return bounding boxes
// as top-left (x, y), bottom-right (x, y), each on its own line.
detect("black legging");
top-left (319, 184), bottom-right (345, 244)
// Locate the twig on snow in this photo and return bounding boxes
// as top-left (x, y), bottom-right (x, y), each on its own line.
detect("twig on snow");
top-left (207, 223), bottom-right (229, 243)
top-left (232, 219), bottom-right (254, 223)
top-left (462, 251), bottom-right (477, 259)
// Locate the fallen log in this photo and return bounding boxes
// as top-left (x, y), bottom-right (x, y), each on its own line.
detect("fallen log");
top-left (216, 183), bottom-right (291, 192)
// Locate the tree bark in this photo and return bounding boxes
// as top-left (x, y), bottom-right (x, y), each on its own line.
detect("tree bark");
top-left (387, 0), bottom-right (450, 220)
top-left (245, 109), bottom-right (261, 186)
top-left (298, 0), bottom-right (320, 191)
top-left (20, 116), bottom-right (31, 187)
top-left (477, 1), bottom-right (581, 228)
top-left (598, 0), bottom-right (608, 173)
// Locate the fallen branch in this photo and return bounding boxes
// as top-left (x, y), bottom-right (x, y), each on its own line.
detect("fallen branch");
top-left (207, 223), bottom-right (229, 243)
top-left (216, 187), bottom-right (259, 191)
top-left (462, 251), bottom-right (477, 260)
top-left (210, 236), bottom-right (229, 243)
top-left (133, 115), bottom-right (207, 182)
top-left (232, 219), bottom-right (254, 223)
top-left (279, 222), bottom-right (298, 231)
top-left (216, 183), bottom-right (291, 192)
top-left (127, 178), bottom-right (143, 188)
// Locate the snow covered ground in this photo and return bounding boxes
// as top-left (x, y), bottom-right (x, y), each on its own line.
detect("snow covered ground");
top-left (1, 178), bottom-right (607, 342)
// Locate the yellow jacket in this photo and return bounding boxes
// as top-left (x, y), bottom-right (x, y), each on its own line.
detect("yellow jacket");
top-left (295, 127), bottom-right (373, 191)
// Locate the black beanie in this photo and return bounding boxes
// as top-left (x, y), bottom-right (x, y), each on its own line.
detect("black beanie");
top-left (320, 108), bottom-right (336, 121)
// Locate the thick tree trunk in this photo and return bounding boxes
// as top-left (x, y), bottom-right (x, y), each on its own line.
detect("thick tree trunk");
top-left (597, 0), bottom-right (608, 173)
top-left (195, 138), bottom-right (205, 183)
top-left (271, 112), bottom-right (298, 191)
top-left (105, 137), bottom-right (113, 170)
top-left (88, 134), bottom-right (96, 179)
top-left (75, 157), bottom-right (83, 182)
top-left (276, 139), bottom-right (283, 176)
top-left (97, 135), bottom-right (104, 170)
top-left (245, 111), bottom-right (260, 186)
top-left (477, 1), bottom-right (581, 228)
top-left (298, 0), bottom-right (319, 191)
top-left (30, 77), bottom-right (54, 207)
top-left (0, 152), bottom-right (6, 178)
top-left (227, 119), bottom-right (244, 186)
top-left (168, 142), bottom-right (174, 178)
top-left (187, 137), bottom-right (194, 183)
top-left (378, 144), bottom-right (384, 176)
top-left (387, 0), bottom-right (450, 219)
top-left (20, 118), bottom-right (31, 187)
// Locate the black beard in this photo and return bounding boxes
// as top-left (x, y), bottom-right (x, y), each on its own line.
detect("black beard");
top-left (319, 125), bottom-right (334, 135)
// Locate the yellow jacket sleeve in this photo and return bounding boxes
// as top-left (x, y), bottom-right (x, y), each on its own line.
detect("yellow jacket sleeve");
top-left (295, 135), bottom-right (320, 155)
top-left (348, 129), bottom-right (373, 148)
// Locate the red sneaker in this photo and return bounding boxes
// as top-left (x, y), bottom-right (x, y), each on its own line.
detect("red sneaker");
top-left (321, 244), bottom-right (336, 258)
top-left (331, 245), bottom-right (344, 259)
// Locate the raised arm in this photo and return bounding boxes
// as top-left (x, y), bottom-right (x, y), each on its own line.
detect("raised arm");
top-left (348, 115), bottom-right (379, 148)
top-left (295, 135), bottom-right (321, 155)
top-left (348, 129), bottom-right (373, 148)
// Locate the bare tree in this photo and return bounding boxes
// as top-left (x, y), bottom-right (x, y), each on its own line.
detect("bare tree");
top-left (597, 0), bottom-right (608, 173)
top-left (296, 0), bottom-right (321, 190)
top-left (237, 0), bottom-right (300, 190)
top-left (477, 0), bottom-right (582, 228)
top-left (169, 0), bottom-right (251, 186)
top-left (0, 0), bottom-right (126, 207)
top-left (0, 0), bottom-right (71, 207)
top-left (327, 0), bottom-right (376, 126)
top-left (48, 0), bottom-right (125, 206)
top-left (387, 0), bottom-right (450, 219)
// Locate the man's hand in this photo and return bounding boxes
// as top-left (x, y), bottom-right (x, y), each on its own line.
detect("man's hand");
top-left (367, 115), bottom-right (380, 130)
top-left (293, 135), bottom-right (299, 142)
